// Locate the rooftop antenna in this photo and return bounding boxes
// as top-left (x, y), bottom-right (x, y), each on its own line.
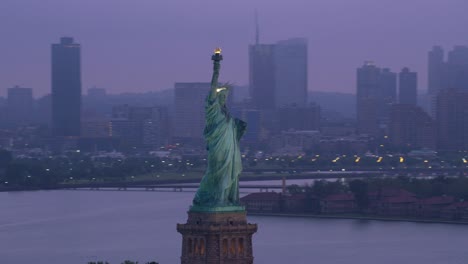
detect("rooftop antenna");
top-left (255, 9), bottom-right (260, 45)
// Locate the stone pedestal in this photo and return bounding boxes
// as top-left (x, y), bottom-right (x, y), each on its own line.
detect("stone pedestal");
top-left (177, 208), bottom-right (257, 264)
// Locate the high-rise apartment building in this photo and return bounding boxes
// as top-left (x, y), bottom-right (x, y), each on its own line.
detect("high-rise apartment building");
top-left (379, 68), bottom-right (397, 121)
top-left (274, 38), bottom-right (308, 108)
top-left (446, 46), bottom-right (468, 90)
top-left (356, 62), bottom-right (397, 136)
top-left (7, 85), bottom-right (33, 126)
top-left (356, 61), bottom-right (381, 135)
top-left (389, 104), bottom-right (435, 150)
top-left (428, 45), bottom-right (468, 117)
top-left (51, 37), bottom-right (81, 136)
top-left (436, 89), bottom-right (468, 152)
top-left (399, 68), bottom-right (417, 105)
top-left (174, 82), bottom-right (211, 141)
top-left (428, 46), bottom-right (445, 97)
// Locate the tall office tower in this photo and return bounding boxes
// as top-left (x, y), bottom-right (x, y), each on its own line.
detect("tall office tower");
top-left (446, 45), bottom-right (468, 90)
top-left (356, 61), bottom-right (381, 135)
top-left (399, 68), bottom-right (417, 105)
top-left (51, 37), bottom-right (81, 137)
top-left (174, 82), bottom-right (210, 142)
top-left (7, 85), bottom-right (33, 126)
top-left (436, 89), bottom-right (468, 152)
top-left (274, 38), bottom-right (308, 108)
top-left (389, 104), bottom-right (435, 150)
top-left (249, 44), bottom-right (276, 110)
top-left (378, 68), bottom-right (397, 121)
top-left (428, 46), bottom-right (445, 117)
top-left (249, 12), bottom-right (275, 111)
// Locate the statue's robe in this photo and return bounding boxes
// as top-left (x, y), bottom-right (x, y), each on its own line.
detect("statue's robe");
top-left (193, 90), bottom-right (246, 206)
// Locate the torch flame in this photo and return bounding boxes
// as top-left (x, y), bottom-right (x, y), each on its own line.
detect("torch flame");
top-left (214, 47), bottom-right (222, 54)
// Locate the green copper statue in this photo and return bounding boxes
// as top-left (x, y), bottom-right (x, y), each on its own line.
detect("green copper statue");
top-left (192, 48), bottom-right (247, 210)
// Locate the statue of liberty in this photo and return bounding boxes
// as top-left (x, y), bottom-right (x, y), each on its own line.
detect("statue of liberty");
top-left (192, 48), bottom-right (247, 210)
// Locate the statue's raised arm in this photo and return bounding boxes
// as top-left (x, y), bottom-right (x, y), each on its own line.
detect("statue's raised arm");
top-left (208, 48), bottom-right (222, 102)
top-left (191, 48), bottom-right (247, 211)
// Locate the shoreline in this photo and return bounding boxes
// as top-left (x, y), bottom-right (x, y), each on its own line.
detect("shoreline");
top-left (248, 212), bottom-right (468, 225)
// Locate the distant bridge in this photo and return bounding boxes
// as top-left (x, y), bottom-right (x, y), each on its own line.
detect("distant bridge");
top-left (57, 169), bottom-right (464, 192)
top-left (63, 184), bottom-right (284, 192)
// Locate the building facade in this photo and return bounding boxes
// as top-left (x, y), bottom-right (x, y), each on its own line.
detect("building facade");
top-left (399, 68), bottom-right (417, 106)
top-left (274, 38), bottom-right (308, 108)
top-left (51, 37), bottom-right (81, 136)
top-left (7, 86), bottom-right (33, 127)
top-left (389, 104), bottom-right (435, 150)
top-left (249, 44), bottom-right (276, 111)
top-left (356, 62), bottom-right (397, 136)
top-left (356, 61), bottom-right (381, 136)
top-left (174, 82), bottom-right (210, 143)
top-left (436, 89), bottom-right (468, 152)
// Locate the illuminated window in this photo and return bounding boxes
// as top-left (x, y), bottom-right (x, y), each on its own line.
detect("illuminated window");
top-left (222, 239), bottom-right (228, 256)
top-left (238, 238), bottom-right (244, 255)
top-left (194, 238), bottom-right (199, 255)
top-left (200, 239), bottom-right (205, 255)
top-left (188, 238), bottom-right (193, 255)
top-left (230, 238), bottom-right (236, 255)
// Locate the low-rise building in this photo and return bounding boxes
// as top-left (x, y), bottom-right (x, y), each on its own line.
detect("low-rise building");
top-left (418, 196), bottom-right (455, 218)
top-left (320, 193), bottom-right (357, 214)
top-left (241, 192), bottom-right (282, 213)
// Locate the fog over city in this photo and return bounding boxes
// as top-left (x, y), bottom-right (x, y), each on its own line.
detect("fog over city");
top-left (3, 1), bottom-right (468, 264)
top-left (1, 0), bottom-right (468, 96)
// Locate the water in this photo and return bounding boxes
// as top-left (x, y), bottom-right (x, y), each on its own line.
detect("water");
top-left (1, 190), bottom-right (467, 264)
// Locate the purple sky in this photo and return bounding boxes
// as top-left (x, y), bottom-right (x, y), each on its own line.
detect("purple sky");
top-left (1, 0), bottom-right (467, 97)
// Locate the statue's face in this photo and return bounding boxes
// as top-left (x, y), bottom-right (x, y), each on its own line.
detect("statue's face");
top-left (217, 88), bottom-right (229, 105)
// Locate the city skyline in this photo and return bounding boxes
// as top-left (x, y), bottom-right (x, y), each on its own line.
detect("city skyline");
top-left (1, 0), bottom-right (468, 97)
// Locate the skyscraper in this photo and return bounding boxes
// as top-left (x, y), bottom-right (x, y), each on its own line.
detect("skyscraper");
top-left (51, 37), bottom-right (81, 136)
top-left (379, 68), bottom-right (397, 121)
top-left (428, 45), bottom-right (468, 118)
top-left (428, 46), bottom-right (445, 96)
top-left (356, 62), bottom-right (397, 136)
top-left (436, 89), bottom-right (468, 152)
top-left (248, 11), bottom-right (276, 111)
top-left (7, 85), bottom-right (33, 126)
top-left (274, 38), bottom-right (308, 108)
top-left (446, 45), bottom-right (468, 90)
top-left (174, 82), bottom-right (210, 142)
top-left (249, 44), bottom-right (276, 110)
top-left (428, 46), bottom-right (445, 118)
top-left (356, 61), bottom-right (381, 135)
top-left (399, 67), bottom-right (417, 105)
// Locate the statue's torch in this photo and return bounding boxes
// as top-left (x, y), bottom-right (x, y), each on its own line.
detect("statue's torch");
top-left (210, 48), bottom-right (222, 88)
top-left (212, 47), bottom-right (223, 62)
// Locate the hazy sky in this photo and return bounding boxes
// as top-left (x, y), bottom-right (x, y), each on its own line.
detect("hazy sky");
top-left (1, 0), bottom-right (468, 97)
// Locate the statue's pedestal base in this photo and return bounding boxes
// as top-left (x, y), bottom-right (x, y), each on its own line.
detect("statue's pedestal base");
top-left (177, 208), bottom-right (257, 264)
